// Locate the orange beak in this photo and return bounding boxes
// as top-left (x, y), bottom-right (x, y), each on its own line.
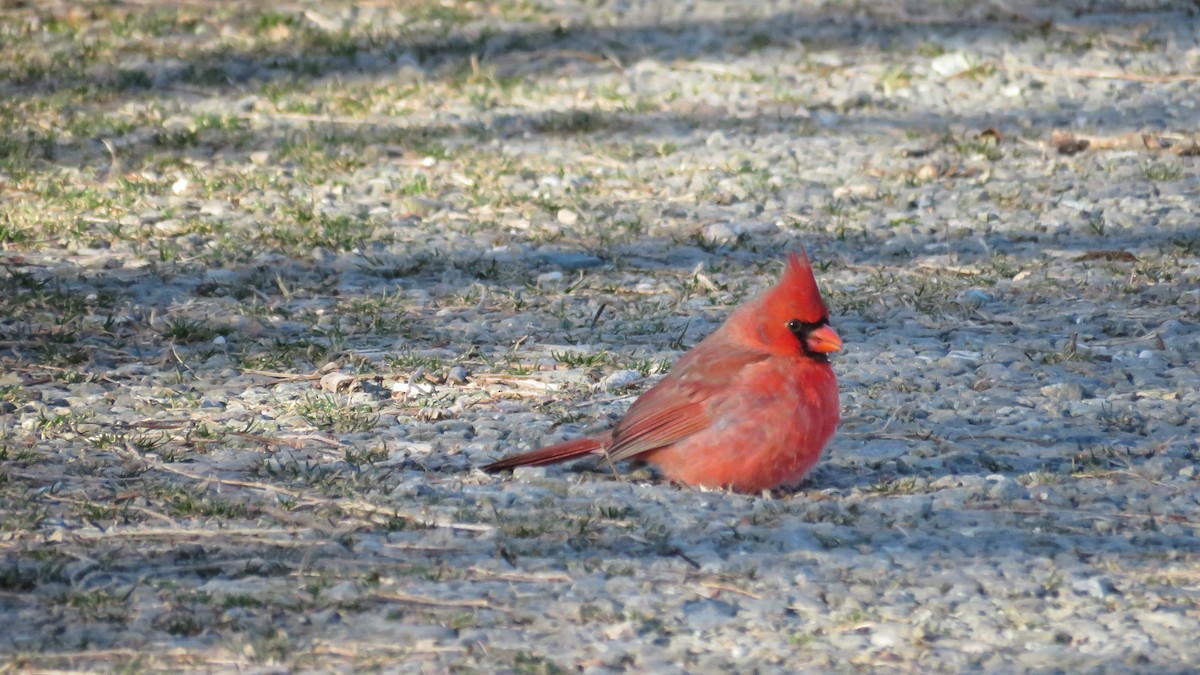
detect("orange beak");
top-left (805, 325), bottom-right (843, 354)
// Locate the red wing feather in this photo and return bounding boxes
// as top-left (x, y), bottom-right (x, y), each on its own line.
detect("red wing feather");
top-left (605, 347), bottom-right (769, 463)
top-left (606, 398), bottom-right (711, 462)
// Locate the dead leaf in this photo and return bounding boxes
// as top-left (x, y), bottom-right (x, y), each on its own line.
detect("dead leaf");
top-left (1052, 131), bottom-right (1090, 156)
top-left (1177, 143), bottom-right (1200, 157)
top-left (976, 127), bottom-right (1003, 145)
top-left (915, 163), bottom-right (940, 181)
top-left (319, 371), bottom-right (360, 393)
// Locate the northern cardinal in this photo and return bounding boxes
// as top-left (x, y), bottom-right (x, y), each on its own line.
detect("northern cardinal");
top-left (483, 249), bottom-right (841, 493)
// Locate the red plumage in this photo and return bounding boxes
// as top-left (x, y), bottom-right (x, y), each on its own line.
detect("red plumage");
top-left (483, 249), bottom-right (841, 493)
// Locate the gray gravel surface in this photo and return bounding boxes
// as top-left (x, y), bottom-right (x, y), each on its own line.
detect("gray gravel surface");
top-left (2, 0), bottom-right (1199, 672)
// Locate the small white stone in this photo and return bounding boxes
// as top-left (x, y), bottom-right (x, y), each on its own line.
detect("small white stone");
top-left (324, 581), bottom-right (359, 602)
top-left (537, 271), bottom-right (563, 286)
top-left (447, 365), bottom-right (468, 384)
top-left (930, 51), bottom-right (972, 77)
top-left (556, 208), bottom-right (578, 226)
top-left (600, 370), bottom-right (642, 391)
top-left (391, 380), bottom-right (433, 396)
top-left (512, 465), bottom-right (548, 480)
top-left (702, 221), bottom-right (745, 244)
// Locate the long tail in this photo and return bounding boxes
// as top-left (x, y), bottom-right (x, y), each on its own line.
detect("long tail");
top-left (482, 432), bottom-right (611, 472)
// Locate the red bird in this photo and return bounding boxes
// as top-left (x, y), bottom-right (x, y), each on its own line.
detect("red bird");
top-left (483, 249), bottom-right (841, 493)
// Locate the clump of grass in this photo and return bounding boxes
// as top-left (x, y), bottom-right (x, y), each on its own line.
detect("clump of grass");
top-left (293, 392), bottom-right (379, 433)
top-left (551, 350), bottom-right (611, 368)
top-left (262, 206), bottom-right (382, 254)
top-left (532, 109), bottom-right (610, 135)
top-left (1141, 162), bottom-right (1182, 182)
top-left (161, 317), bottom-right (229, 343)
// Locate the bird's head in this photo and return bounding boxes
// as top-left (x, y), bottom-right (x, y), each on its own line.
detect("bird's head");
top-left (751, 248), bottom-right (842, 359)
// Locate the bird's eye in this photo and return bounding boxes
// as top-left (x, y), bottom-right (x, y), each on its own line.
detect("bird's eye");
top-left (787, 318), bottom-right (827, 337)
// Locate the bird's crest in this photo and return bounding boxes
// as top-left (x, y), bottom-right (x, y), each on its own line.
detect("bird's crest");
top-left (769, 247), bottom-right (829, 323)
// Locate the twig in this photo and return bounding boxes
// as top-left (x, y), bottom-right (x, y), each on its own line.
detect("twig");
top-left (697, 580), bottom-right (763, 600)
top-left (241, 368), bottom-right (323, 381)
top-left (337, 500), bottom-right (496, 533)
top-left (465, 567), bottom-right (572, 583)
top-left (312, 642), bottom-right (467, 657)
top-left (228, 430), bottom-right (345, 449)
top-left (374, 591), bottom-right (508, 611)
top-left (100, 418), bottom-right (343, 449)
top-left (238, 111), bottom-right (414, 127)
top-left (116, 444), bottom-right (493, 533)
top-left (1072, 469), bottom-right (1185, 492)
top-left (58, 526), bottom-right (317, 541)
top-left (121, 443), bottom-right (306, 499)
top-left (108, 419), bottom-right (189, 430)
top-left (982, 504), bottom-right (1200, 528)
top-left (997, 64), bottom-right (1200, 83)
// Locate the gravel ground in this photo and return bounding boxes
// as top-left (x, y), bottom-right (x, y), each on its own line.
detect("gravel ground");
top-left (2, 0), bottom-right (1200, 672)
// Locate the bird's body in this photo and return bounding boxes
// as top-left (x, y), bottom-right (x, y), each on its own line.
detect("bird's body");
top-left (484, 250), bottom-right (841, 493)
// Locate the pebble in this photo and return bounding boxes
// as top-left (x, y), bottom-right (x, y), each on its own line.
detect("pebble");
top-left (556, 208), bottom-right (579, 226)
top-left (447, 365), bottom-right (469, 385)
top-left (536, 271), bottom-right (564, 286)
top-left (1041, 382), bottom-right (1087, 401)
top-left (536, 249), bottom-right (604, 269)
top-left (702, 221), bottom-right (745, 244)
top-left (960, 289), bottom-right (992, 308)
top-left (599, 370), bottom-right (642, 391)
